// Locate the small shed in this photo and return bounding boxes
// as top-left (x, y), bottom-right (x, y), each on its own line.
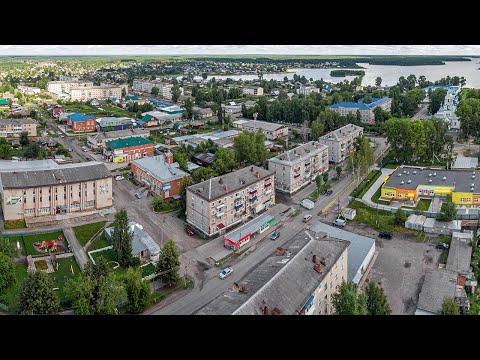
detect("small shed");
top-left (343, 208), bottom-right (356, 220)
top-left (405, 214), bottom-right (426, 231)
top-left (423, 218), bottom-right (461, 235)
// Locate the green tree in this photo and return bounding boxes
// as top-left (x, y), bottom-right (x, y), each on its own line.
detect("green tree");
top-left (364, 281), bottom-right (391, 315)
top-left (278, 90), bottom-right (289, 101)
top-left (152, 196), bottom-right (169, 212)
top-left (233, 131), bottom-right (268, 166)
top-left (191, 166), bottom-right (217, 183)
top-left (428, 88), bottom-right (448, 114)
top-left (177, 176), bottom-right (191, 219)
top-left (19, 271), bottom-right (60, 315)
top-left (173, 152), bottom-right (188, 172)
top-left (212, 148), bottom-right (237, 175)
top-left (394, 208), bottom-right (407, 225)
top-left (171, 86), bottom-right (181, 103)
top-left (336, 165), bottom-right (342, 178)
top-left (373, 106), bottom-right (390, 124)
top-left (440, 297), bottom-right (459, 315)
top-left (151, 87), bottom-right (159, 96)
top-left (436, 195), bottom-right (457, 222)
top-left (111, 209), bottom-right (134, 267)
top-left (202, 73), bottom-right (208, 81)
top-left (322, 171), bottom-right (329, 185)
top-left (345, 136), bottom-right (375, 184)
top-left (157, 239), bottom-right (180, 287)
top-left (20, 131), bottom-right (29, 146)
top-left (0, 252), bottom-right (16, 294)
top-left (183, 98), bottom-right (194, 120)
top-left (457, 98), bottom-right (480, 137)
top-left (241, 103), bottom-right (248, 117)
top-left (375, 77), bottom-right (382, 87)
top-left (315, 174), bottom-right (322, 190)
top-left (311, 118), bottom-right (324, 140)
top-left (124, 267), bottom-right (151, 314)
top-left (332, 281), bottom-right (366, 315)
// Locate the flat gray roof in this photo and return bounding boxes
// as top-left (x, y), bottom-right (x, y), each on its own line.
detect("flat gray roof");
top-left (383, 166), bottom-right (480, 193)
top-left (309, 222), bottom-right (375, 284)
top-left (224, 214), bottom-right (275, 243)
top-left (187, 165), bottom-right (273, 201)
top-left (268, 141), bottom-right (328, 166)
top-left (0, 159), bottom-right (59, 172)
top-left (447, 232), bottom-right (472, 275)
top-left (0, 118), bottom-right (38, 125)
top-left (173, 130), bottom-right (240, 143)
top-left (132, 155), bottom-right (188, 182)
top-left (416, 269), bottom-right (458, 314)
top-left (197, 230), bottom-right (349, 315)
top-left (319, 124), bottom-right (363, 142)
top-left (88, 128), bottom-right (150, 140)
top-left (106, 222), bottom-right (160, 256)
top-left (452, 156), bottom-right (479, 169)
top-left (239, 120), bottom-right (288, 132)
top-left (0, 161), bottom-right (111, 188)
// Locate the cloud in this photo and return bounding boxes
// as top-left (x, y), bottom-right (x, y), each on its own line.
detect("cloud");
top-left (0, 45), bottom-right (479, 56)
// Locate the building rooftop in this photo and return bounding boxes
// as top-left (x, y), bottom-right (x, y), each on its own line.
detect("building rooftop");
top-left (0, 118), bottom-right (37, 125)
top-left (106, 222), bottom-right (160, 257)
top-left (446, 232), bottom-right (473, 275)
top-left (452, 156), bottom-right (478, 169)
top-left (173, 130), bottom-right (240, 144)
top-left (187, 165), bottom-right (273, 201)
top-left (105, 136), bottom-right (153, 150)
top-left (236, 119), bottom-right (288, 132)
top-left (416, 269), bottom-right (458, 314)
top-left (224, 214), bottom-right (275, 243)
top-left (132, 155), bottom-right (188, 182)
top-left (197, 230), bottom-right (349, 315)
top-left (319, 124), bottom-right (364, 142)
top-left (0, 161), bottom-right (111, 189)
top-left (329, 97), bottom-right (391, 110)
top-left (268, 141), bottom-right (328, 166)
top-left (88, 128), bottom-right (150, 140)
top-left (383, 166), bottom-right (480, 193)
top-left (309, 222), bottom-right (375, 284)
top-left (97, 117), bottom-right (134, 125)
top-left (68, 113), bottom-right (96, 122)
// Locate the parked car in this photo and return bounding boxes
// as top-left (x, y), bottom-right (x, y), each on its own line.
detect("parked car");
top-left (378, 231), bottom-right (393, 239)
top-left (270, 231), bottom-right (280, 240)
top-left (321, 189), bottom-right (327, 195)
top-left (303, 214), bottom-right (313, 223)
top-left (333, 218), bottom-right (347, 227)
top-left (219, 267), bottom-right (233, 279)
top-left (185, 226), bottom-right (195, 236)
top-left (68, 148), bottom-right (72, 152)
top-left (115, 175), bottom-right (124, 181)
top-left (436, 242), bottom-right (450, 250)
top-left (326, 190), bottom-right (333, 196)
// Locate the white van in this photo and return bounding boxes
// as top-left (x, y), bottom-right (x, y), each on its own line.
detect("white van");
top-left (303, 214), bottom-right (313, 223)
top-left (300, 199), bottom-right (315, 210)
top-left (333, 218), bottom-right (347, 227)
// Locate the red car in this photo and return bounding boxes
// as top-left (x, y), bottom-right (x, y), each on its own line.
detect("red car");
top-left (185, 226), bottom-right (195, 236)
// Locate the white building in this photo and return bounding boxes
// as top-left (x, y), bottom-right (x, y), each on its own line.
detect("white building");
top-left (46, 81), bottom-right (94, 96)
top-left (233, 119), bottom-right (289, 140)
top-left (319, 124), bottom-right (364, 163)
top-left (433, 87), bottom-right (461, 130)
top-left (268, 141), bottom-right (329, 194)
top-left (298, 86), bottom-right (321, 96)
top-left (242, 86), bottom-right (264, 96)
top-left (132, 79), bottom-right (183, 100)
top-left (70, 85), bottom-right (123, 101)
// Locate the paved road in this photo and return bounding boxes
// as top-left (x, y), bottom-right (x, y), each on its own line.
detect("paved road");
top-left (411, 103), bottom-right (430, 120)
top-left (62, 227), bottom-right (89, 270)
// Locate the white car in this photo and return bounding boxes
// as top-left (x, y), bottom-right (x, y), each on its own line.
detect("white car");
top-left (115, 175), bottom-right (124, 181)
top-left (219, 267), bottom-right (233, 280)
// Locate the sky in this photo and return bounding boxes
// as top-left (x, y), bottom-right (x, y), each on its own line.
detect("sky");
top-left (0, 45), bottom-right (480, 56)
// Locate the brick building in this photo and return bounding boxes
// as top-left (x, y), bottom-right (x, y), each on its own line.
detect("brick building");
top-left (103, 136), bottom-right (154, 163)
top-left (67, 113), bottom-right (97, 132)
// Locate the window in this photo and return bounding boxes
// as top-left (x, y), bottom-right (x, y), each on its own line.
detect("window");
top-left (330, 282), bottom-right (333, 289)
top-left (324, 283), bottom-right (327, 291)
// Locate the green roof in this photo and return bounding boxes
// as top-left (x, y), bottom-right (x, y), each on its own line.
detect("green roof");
top-left (0, 99), bottom-right (9, 105)
top-left (125, 95), bottom-right (139, 101)
top-left (105, 136), bottom-right (153, 149)
top-left (141, 114), bottom-right (153, 122)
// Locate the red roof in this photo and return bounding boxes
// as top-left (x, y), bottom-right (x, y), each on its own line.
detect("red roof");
top-left (217, 223), bottom-right (225, 229)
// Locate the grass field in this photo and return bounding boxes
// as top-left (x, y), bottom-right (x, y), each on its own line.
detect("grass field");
top-left (350, 170), bottom-right (382, 199)
top-left (22, 231), bottom-right (65, 256)
top-left (0, 263), bottom-right (28, 310)
top-left (88, 233), bottom-right (110, 251)
top-left (73, 221), bottom-right (106, 247)
top-left (63, 104), bottom-right (134, 118)
top-left (1, 235), bottom-right (26, 256)
top-left (3, 219), bottom-right (27, 230)
top-left (140, 263), bottom-right (157, 278)
top-left (90, 248), bottom-right (117, 263)
top-left (49, 257), bottom-right (81, 307)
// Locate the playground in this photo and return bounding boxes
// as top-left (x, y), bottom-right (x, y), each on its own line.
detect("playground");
top-left (21, 231), bottom-right (68, 255)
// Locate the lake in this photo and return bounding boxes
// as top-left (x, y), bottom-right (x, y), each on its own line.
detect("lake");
top-left (193, 58), bottom-right (480, 88)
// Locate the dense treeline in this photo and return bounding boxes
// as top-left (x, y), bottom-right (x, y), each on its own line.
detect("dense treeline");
top-left (330, 70), bottom-right (365, 77)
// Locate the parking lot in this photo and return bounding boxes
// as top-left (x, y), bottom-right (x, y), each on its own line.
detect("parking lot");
top-left (349, 222), bottom-right (443, 315)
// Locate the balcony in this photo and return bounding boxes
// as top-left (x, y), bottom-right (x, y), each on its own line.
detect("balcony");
top-left (217, 203), bottom-right (226, 210)
top-left (216, 211), bottom-right (225, 218)
top-left (294, 173), bottom-right (301, 179)
top-left (249, 196), bottom-right (257, 202)
top-left (265, 189), bottom-right (272, 195)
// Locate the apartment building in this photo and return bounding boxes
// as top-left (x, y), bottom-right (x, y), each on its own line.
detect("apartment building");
top-left (197, 230), bottom-right (349, 315)
top-left (242, 86), bottom-right (264, 96)
top-left (0, 160), bottom-right (113, 221)
top-left (58, 75), bottom-right (79, 81)
top-left (319, 124), bottom-right (364, 163)
top-left (233, 119), bottom-right (289, 140)
top-left (130, 151), bottom-right (190, 200)
top-left (67, 113), bottom-right (97, 132)
top-left (329, 97), bottom-right (392, 124)
top-left (103, 136), bottom-right (154, 163)
top-left (17, 85), bottom-right (41, 96)
top-left (0, 118), bottom-right (38, 138)
top-left (186, 165), bottom-right (275, 237)
top-left (87, 128), bottom-right (150, 149)
top-left (132, 79), bottom-right (183, 100)
top-left (268, 141), bottom-right (329, 194)
top-left (46, 81), bottom-right (94, 95)
top-left (70, 85), bottom-right (123, 101)
top-left (298, 86), bottom-right (321, 96)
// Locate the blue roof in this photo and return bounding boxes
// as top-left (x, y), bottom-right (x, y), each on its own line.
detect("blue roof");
top-left (68, 113), bottom-right (96, 122)
top-left (330, 97), bottom-right (390, 110)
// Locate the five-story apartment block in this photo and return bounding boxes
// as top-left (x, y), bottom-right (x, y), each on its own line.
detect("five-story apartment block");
top-left (319, 124), bottom-right (363, 163)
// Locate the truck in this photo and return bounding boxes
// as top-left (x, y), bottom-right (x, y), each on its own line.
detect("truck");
top-left (300, 198), bottom-right (315, 210)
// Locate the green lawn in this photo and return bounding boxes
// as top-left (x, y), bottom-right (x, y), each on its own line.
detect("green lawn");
top-left (22, 231), bottom-right (65, 256)
top-left (49, 257), bottom-right (81, 307)
top-left (0, 263), bottom-right (28, 310)
top-left (140, 263), bottom-right (157, 278)
top-left (3, 219), bottom-right (27, 230)
top-left (383, 163), bottom-right (400, 169)
top-left (371, 186), bottom-right (391, 205)
top-left (415, 199), bottom-right (431, 211)
top-left (63, 104), bottom-right (134, 118)
top-left (348, 200), bottom-right (396, 231)
top-left (89, 248), bottom-right (117, 263)
top-left (88, 233), bottom-right (111, 251)
top-left (350, 170), bottom-right (382, 198)
top-left (73, 221), bottom-right (106, 247)
top-left (1, 235), bottom-right (26, 256)
top-left (309, 189), bottom-right (320, 202)
top-left (150, 277), bottom-right (193, 305)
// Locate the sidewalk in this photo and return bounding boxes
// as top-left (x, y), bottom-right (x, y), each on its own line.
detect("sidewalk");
top-left (63, 227), bottom-right (89, 270)
top-left (358, 167), bottom-right (400, 212)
